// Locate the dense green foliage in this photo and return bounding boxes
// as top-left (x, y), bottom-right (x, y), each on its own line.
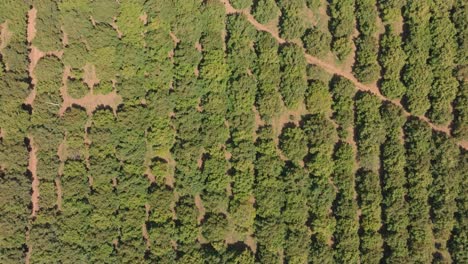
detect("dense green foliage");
top-left (330, 76), bottom-right (355, 138)
top-left (254, 32), bottom-right (282, 123)
top-left (380, 103), bottom-right (409, 263)
top-left (0, 3), bottom-right (30, 261)
top-left (332, 143), bottom-right (359, 263)
top-left (230, 0), bottom-right (252, 9)
top-left (404, 119), bottom-right (434, 263)
top-left (428, 0), bottom-right (459, 125)
top-left (355, 92), bottom-right (385, 263)
top-left (276, 0), bottom-right (307, 39)
top-left (225, 13), bottom-right (257, 246)
top-left (0, 0), bottom-right (466, 263)
top-left (302, 27), bottom-right (331, 58)
top-left (378, 26), bottom-right (406, 99)
top-left (279, 44), bottom-right (307, 109)
top-left (254, 127), bottom-right (285, 262)
top-left (402, 1), bottom-right (432, 116)
top-left (329, 0), bottom-right (355, 60)
top-left (354, 92), bottom-right (385, 170)
top-left (353, 0), bottom-right (380, 83)
top-left (430, 133), bottom-right (460, 262)
top-left (252, 0), bottom-right (279, 24)
top-left (449, 150), bottom-right (467, 263)
top-left (304, 114), bottom-right (337, 262)
top-left (377, 0), bottom-right (404, 22)
top-left (452, 0), bottom-right (467, 140)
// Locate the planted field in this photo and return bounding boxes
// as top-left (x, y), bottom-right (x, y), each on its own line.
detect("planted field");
top-left (0, 0), bottom-right (466, 263)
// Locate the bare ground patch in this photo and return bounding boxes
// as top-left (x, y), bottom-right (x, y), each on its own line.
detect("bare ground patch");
top-left (0, 21), bottom-right (13, 51)
top-left (59, 66), bottom-right (122, 116)
top-left (83, 63), bottom-right (99, 89)
top-left (27, 137), bottom-right (39, 218)
top-left (194, 194), bottom-right (206, 224)
top-left (27, 8), bottom-right (37, 43)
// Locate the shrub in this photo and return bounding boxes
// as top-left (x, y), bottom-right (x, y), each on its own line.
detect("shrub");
top-left (302, 27), bottom-right (331, 58)
top-left (252, 0), bottom-right (279, 24)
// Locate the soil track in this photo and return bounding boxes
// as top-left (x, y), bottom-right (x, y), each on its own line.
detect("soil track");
top-left (0, 22), bottom-right (12, 51)
top-left (83, 63), bottom-right (99, 89)
top-left (25, 7), bottom-right (63, 106)
top-left (59, 67), bottom-right (122, 116)
top-left (28, 137), bottom-right (39, 218)
top-left (194, 194), bottom-right (206, 224)
top-left (219, 0), bottom-right (467, 149)
top-left (27, 8), bottom-right (37, 43)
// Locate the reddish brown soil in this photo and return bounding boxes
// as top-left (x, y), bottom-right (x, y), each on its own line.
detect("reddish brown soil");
top-left (194, 194), bottom-right (206, 224)
top-left (59, 66), bottom-right (122, 116)
top-left (111, 17), bottom-right (123, 39)
top-left (0, 22), bottom-right (12, 52)
top-left (169, 32), bottom-right (180, 44)
top-left (139, 13), bottom-right (148, 25)
top-left (25, 229), bottom-right (31, 264)
top-left (197, 153), bottom-right (204, 169)
top-left (83, 63), bottom-right (99, 89)
top-left (271, 103), bottom-right (307, 141)
top-left (195, 42), bottom-right (203, 52)
top-left (28, 137), bottom-right (39, 218)
top-left (27, 8), bottom-right (37, 43)
top-left (165, 155), bottom-right (176, 188)
top-left (142, 221), bottom-right (150, 249)
top-left (61, 26), bottom-right (68, 46)
top-left (145, 168), bottom-right (156, 183)
top-left (244, 235), bottom-right (257, 253)
top-left (27, 46), bottom-right (42, 87)
top-left (253, 106), bottom-right (265, 129)
top-left (392, 14), bottom-right (404, 35)
top-left (303, 6), bottom-right (317, 27)
top-left (165, 171), bottom-right (175, 188)
top-left (222, 0), bottom-right (237, 14)
top-left (55, 178), bottom-right (63, 211)
top-left (89, 16), bottom-right (97, 27)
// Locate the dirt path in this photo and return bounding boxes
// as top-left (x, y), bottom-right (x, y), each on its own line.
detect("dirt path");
top-left (27, 137), bottom-right (39, 218)
top-left (59, 66), bottom-right (122, 116)
top-left (25, 7), bottom-right (39, 106)
top-left (0, 22), bottom-right (12, 52)
top-left (27, 8), bottom-right (37, 43)
top-left (111, 17), bottom-right (123, 39)
top-left (143, 203), bottom-right (150, 249)
top-left (194, 194), bottom-right (206, 224)
top-left (83, 63), bottom-right (99, 89)
top-left (25, 6), bottom-right (63, 106)
top-left (219, 0), bottom-right (467, 149)
top-left (25, 229), bottom-right (32, 264)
